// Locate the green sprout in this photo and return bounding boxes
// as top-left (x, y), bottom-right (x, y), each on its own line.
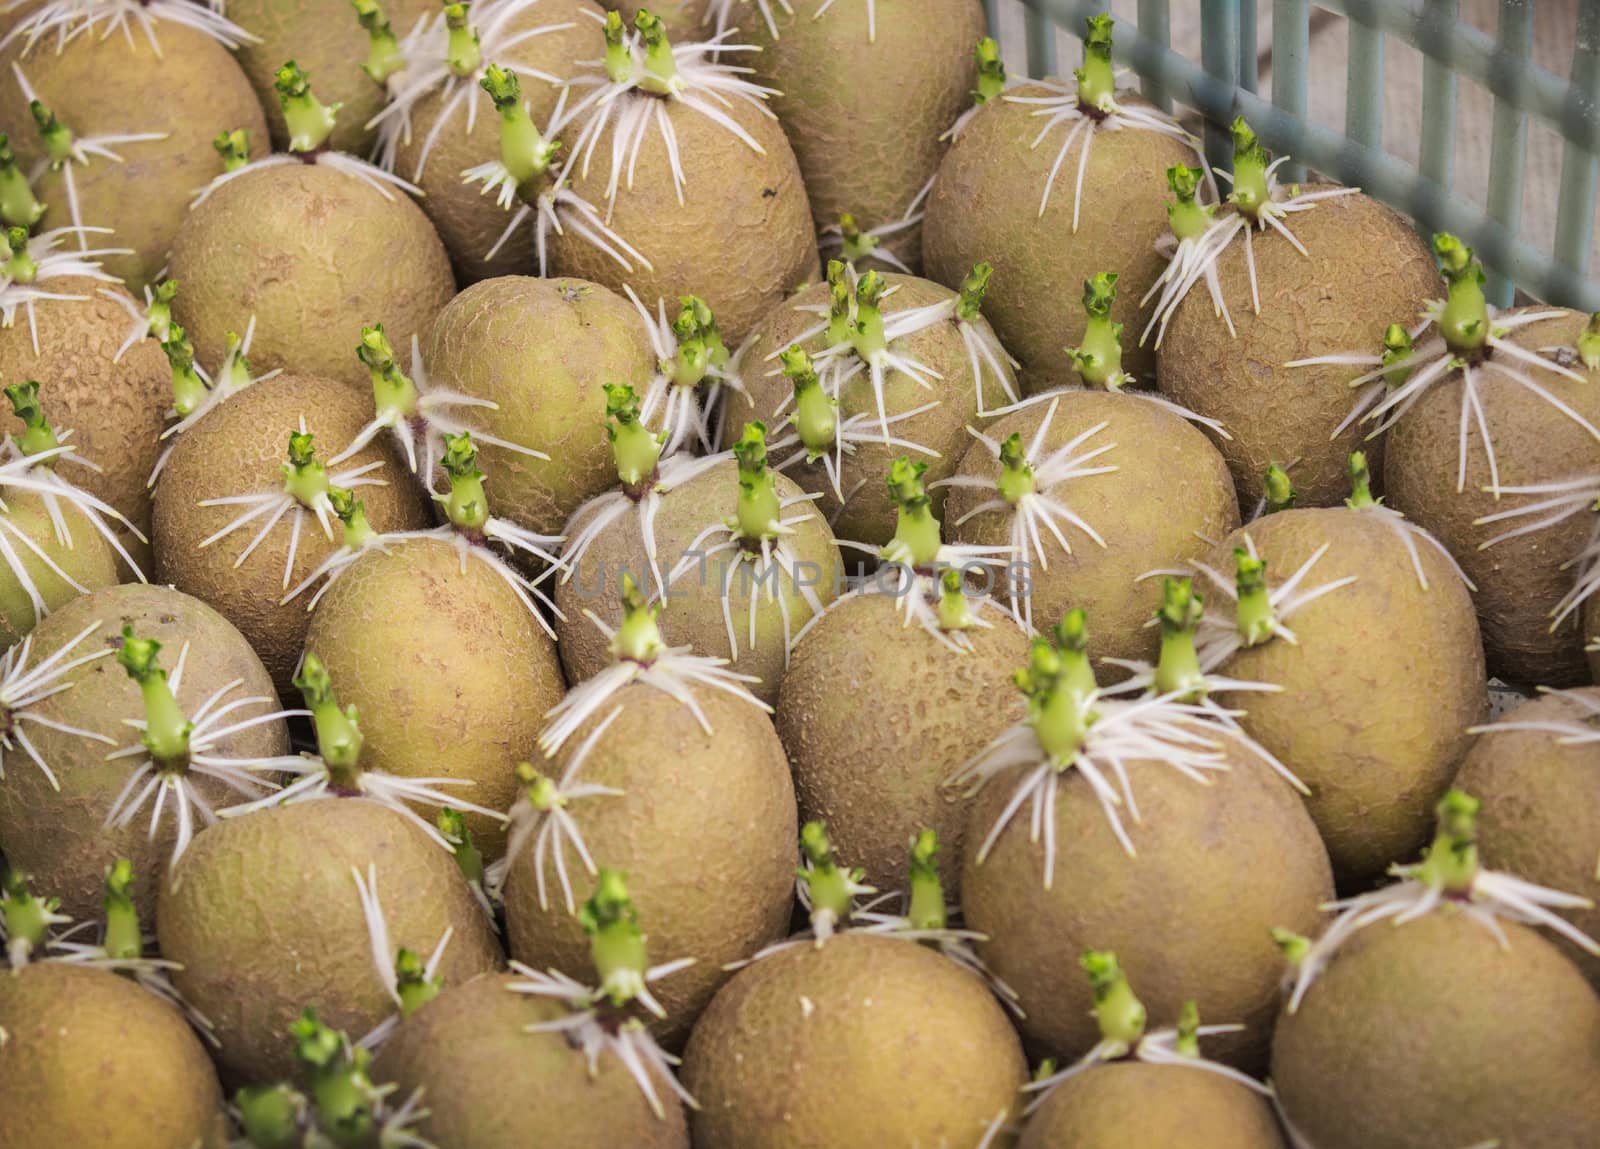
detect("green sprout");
top-left (0, 134), bottom-right (45, 228)
top-left (1226, 117), bottom-right (1273, 220)
top-left (972, 37), bottom-right (1006, 106)
top-left (274, 61), bottom-right (341, 154)
top-left (609, 572), bottom-right (666, 665)
top-left (881, 457), bottom-right (942, 569)
top-left (580, 868), bottom-right (654, 1009)
top-left (604, 382), bottom-right (664, 491)
top-left (730, 421), bottom-right (782, 542)
top-left (1075, 14), bottom-right (1116, 113)
top-left (1232, 547), bottom-right (1275, 647)
top-left (357, 323), bottom-right (420, 424)
top-left (162, 323), bottom-right (209, 418)
top-left (1579, 312), bottom-right (1600, 371)
top-left (634, 10), bottom-right (680, 96)
top-left (1152, 578), bottom-right (1204, 701)
top-left (437, 808), bottom-right (486, 891)
top-left (1080, 949), bottom-right (1147, 1053)
top-left (798, 820), bottom-right (867, 939)
top-left (1380, 322), bottom-right (1415, 388)
top-left (996, 432), bottom-right (1036, 507)
top-left (5, 380), bottom-right (60, 460)
top-left (116, 627), bottom-right (192, 765)
top-left (480, 65), bottom-right (561, 189)
top-left (782, 344), bottom-right (837, 460)
top-left (437, 432), bottom-right (489, 532)
top-left (1432, 232), bottom-right (1488, 356)
top-left (1262, 463), bottom-right (1296, 515)
top-left (295, 653), bottom-right (364, 787)
top-left (30, 100), bottom-right (73, 167)
top-left (905, 829), bottom-right (947, 932)
top-left (352, 0), bottom-right (404, 84)
top-left (213, 127), bottom-right (251, 173)
top-left (1345, 451), bottom-right (1379, 510)
top-left (1164, 164), bottom-right (1214, 243)
top-left (1068, 272), bottom-right (1130, 389)
top-left (444, 2), bottom-right (480, 76)
top-left (289, 1008), bottom-right (380, 1147)
top-left (2, 225), bottom-right (35, 283)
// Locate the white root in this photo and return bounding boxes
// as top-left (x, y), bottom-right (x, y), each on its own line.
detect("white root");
top-left (0, 619), bottom-right (115, 789)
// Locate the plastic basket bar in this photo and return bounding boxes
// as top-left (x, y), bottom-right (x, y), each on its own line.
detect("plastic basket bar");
top-left (1137, 0), bottom-right (1173, 111)
top-left (1011, 0), bottom-right (1600, 311)
top-left (1322, 0), bottom-right (1599, 153)
top-left (1271, 0), bottom-right (1311, 185)
top-left (1484, 0), bottom-right (1534, 307)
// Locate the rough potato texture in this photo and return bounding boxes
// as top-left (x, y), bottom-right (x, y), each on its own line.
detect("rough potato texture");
top-left (227, 0), bottom-right (435, 155)
top-left (1272, 912), bottom-right (1600, 1149)
top-left (0, 963), bottom-right (229, 1149)
top-left (736, 0), bottom-right (984, 275)
top-left (776, 591), bottom-right (1029, 896)
top-left (503, 683), bottom-right (797, 1046)
top-left (681, 932), bottom-right (1028, 1149)
top-left (0, 280), bottom-right (171, 567)
top-left (961, 737), bottom-right (1332, 1074)
top-left (1454, 687), bottom-right (1600, 986)
top-left (1385, 308), bottom-right (1600, 688)
top-left (723, 274), bottom-right (1015, 547)
top-left (157, 800), bottom-right (505, 1085)
top-left (372, 973), bottom-right (692, 1147)
top-left (151, 374), bottom-right (432, 698)
top-left (0, 27), bottom-right (268, 291)
top-left (1157, 190), bottom-right (1437, 508)
top-left (396, 0), bottom-right (600, 282)
top-left (944, 390), bottom-right (1239, 669)
top-left (550, 89), bottom-right (818, 344)
top-left (422, 275), bottom-right (654, 536)
top-left (303, 536), bottom-right (567, 857)
top-left (923, 83), bottom-right (1197, 389)
top-left (0, 492), bottom-right (119, 647)
top-left (0, 584), bottom-right (287, 921)
top-left (1214, 509), bottom-right (1487, 884)
top-left (1018, 1062), bottom-right (1285, 1149)
top-left (554, 458), bottom-right (841, 704)
top-left (168, 162), bottom-right (455, 389)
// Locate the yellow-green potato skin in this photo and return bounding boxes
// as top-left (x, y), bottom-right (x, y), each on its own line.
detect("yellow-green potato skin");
top-left (923, 83), bottom-right (1197, 389)
top-left (0, 491), bottom-right (120, 647)
top-left (552, 459), bottom-right (842, 705)
top-left (151, 374), bottom-right (432, 698)
top-left (422, 275), bottom-right (655, 536)
top-left (1385, 309), bottom-right (1600, 688)
top-left (1213, 509), bottom-right (1487, 883)
top-left (0, 280), bottom-right (171, 569)
top-left (1018, 1062), bottom-right (1285, 1149)
top-left (0, 583), bottom-right (287, 922)
top-left (303, 536), bottom-right (568, 857)
top-left (736, 0), bottom-right (984, 275)
top-left (503, 683), bottom-right (797, 1046)
top-left (549, 90), bottom-right (818, 345)
top-left (1271, 912), bottom-right (1600, 1149)
top-left (681, 932), bottom-right (1029, 1149)
top-left (225, 0), bottom-right (434, 156)
top-left (157, 800), bottom-right (505, 1085)
top-left (776, 591), bottom-right (1029, 897)
top-left (168, 162), bottom-right (456, 390)
top-left (943, 390), bottom-right (1239, 671)
top-left (0, 963), bottom-right (229, 1149)
top-left (1454, 688), bottom-right (1600, 987)
top-left (0, 27), bottom-right (269, 292)
top-left (723, 274), bottom-right (1016, 547)
top-left (372, 973), bottom-right (692, 1147)
top-left (961, 739), bottom-right (1332, 1074)
top-left (395, 0), bottom-right (600, 282)
top-left (1157, 190), bottom-right (1437, 508)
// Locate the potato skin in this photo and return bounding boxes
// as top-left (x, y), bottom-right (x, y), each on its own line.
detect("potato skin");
top-left (943, 389), bottom-right (1240, 670)
top-left (0, 280), bottom-right (171, 568)
top-left (0, 583), bottom-right (288, 922)
top-left (152, 374), bottom-right (432, 697)
top-left (0, 25), bottom-right (269, 292)
top-left (422, 275), bottom-right (655, 537)
top-left (962, 735), bottom-right (1332, 1074)
top-left (776, 590), bottom-right (1029, 898)
top-left (1212, 508), bottom-right (1487, 884)
top-left (373, 973), bottom-right (692, 1147)
top-left (1386, 308), bottom-right (1600, 688)
top-left (169, 163), bottom-right (456, 390)
top-left (1158, 190), bottom-right (1437, 508)
top-left (1019, 1062), bottom-right (1286, 1149)
top-left (925, 84), bottom-right (1198, 389)
top-left (157, 799), bottom-right (505, 1084)
top-left (681, 932), bottom-right (1029, 1149)
top-left (1454, 687), bottom-right (1600, 987)
top-left (1272, 913), bottom-right (1600, 1149)
top-left (0, 963), bottom-right (230, 1149)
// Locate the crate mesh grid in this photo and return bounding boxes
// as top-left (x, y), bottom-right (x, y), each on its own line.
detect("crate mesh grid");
top-left (984, 0), bottom-right (1600, 311)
